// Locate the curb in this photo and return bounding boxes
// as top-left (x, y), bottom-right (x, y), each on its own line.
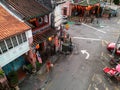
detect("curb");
top-left (37, 54), bottom-right (61, 75)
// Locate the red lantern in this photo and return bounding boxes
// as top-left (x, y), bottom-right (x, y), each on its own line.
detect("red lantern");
top-left (36, 44), bottom-right (40, 49)
top-left (48, 37), bottom-right (52, 41)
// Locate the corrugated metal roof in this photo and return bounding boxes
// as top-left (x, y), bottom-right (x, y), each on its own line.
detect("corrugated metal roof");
top-left (0, 5), bottom-right (31, 40)
top-left (5, 0), bottom-right (51, 20)
top-left (74, 0), bottom-right (100, 6)
top-left (33, 28), bottom-right (57, 47)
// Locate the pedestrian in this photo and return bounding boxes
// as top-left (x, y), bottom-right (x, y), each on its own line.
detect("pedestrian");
top-left (108, 13), bottom-right (111, 20)
top-left (91, 15), bottom-right (94, 23)
top-left (46, 60), bottom-right (54, 82)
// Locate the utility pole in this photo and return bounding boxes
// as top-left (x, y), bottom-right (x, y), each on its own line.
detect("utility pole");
top-left (112, 34), bottom-right (120, 57)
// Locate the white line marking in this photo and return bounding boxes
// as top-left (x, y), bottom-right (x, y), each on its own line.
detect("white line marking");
top-left (82, 23), bottom-right (106, 34)
top-left (81, 50), bottom-right (90, 59)
top-left (72, 37), bottom-right (101, 41)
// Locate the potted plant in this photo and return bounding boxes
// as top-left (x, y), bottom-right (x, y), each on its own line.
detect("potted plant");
top-left (0, 69), bottom-right (5, 78)
top-left (7, 71), bottom-right (18, 88)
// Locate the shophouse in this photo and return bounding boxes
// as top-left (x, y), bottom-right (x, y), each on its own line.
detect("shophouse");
top-left (2, 0), bottom-right (59, 63)
top-left (0, 4), bottom-right (32, 82)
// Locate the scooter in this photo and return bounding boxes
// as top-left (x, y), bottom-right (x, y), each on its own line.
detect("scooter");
top-left (103, 67), bottom-right (120, 81)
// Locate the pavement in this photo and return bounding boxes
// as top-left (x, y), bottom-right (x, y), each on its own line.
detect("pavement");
top-left (19, 54), bottom-right (61, 90)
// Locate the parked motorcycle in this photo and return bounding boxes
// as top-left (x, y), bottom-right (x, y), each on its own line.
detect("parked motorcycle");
top-left (109, 58), bottom-right (120, 66)
top-left (103, 64), bottom-right (120, 81)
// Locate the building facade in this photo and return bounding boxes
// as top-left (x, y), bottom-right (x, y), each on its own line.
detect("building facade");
top-left (0, 3), bottom-right (32, 82)
top-left (2, 0), bottom-right (60, 65)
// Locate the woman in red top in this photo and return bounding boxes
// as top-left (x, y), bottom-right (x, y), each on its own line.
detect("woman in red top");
top-left (46, 60), bottom-right (54, 82)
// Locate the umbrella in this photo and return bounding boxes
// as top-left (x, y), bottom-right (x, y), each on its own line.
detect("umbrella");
top-left (116, 64), bottom-right (120, 72)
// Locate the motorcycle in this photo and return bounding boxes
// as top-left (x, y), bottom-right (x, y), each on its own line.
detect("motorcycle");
top-left (103, 65), bottom-right (120, 81)
top-left (109, 58), bottom-right (120, 66)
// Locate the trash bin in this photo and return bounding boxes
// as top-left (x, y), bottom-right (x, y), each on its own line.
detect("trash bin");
top-left (62, 43), bottom-right (69, 52)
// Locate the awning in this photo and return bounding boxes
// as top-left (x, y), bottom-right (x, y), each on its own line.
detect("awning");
top-left (32, 28), bottom-right (58, 48)
top-left (74, 0), bottom-right (100, 6)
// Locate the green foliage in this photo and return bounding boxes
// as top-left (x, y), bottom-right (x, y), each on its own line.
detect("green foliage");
top-left (114, 0), bottom-right (119, 5)
top-left (26, 61), bottom-right (42, 70)
top-left (7, 71), bottom-right (18, 87)
top-left (0, 69), bottom-right (4, 77)
top-left (36, 61), bottom-right (42, 69)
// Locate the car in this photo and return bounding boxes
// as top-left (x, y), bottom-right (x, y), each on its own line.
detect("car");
top-left (107, 42), bottom-right (120, 55)
top-left (110, 9), bottom-right (118, 17)
top-left (102, 8), bottom-right (118, 17)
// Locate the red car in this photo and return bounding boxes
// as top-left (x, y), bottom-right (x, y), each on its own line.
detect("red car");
top-left (107, 42), bottom-right (120, 55)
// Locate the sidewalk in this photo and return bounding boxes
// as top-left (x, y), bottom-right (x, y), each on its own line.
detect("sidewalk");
top-left (19, 54), bottom-right (61, 90)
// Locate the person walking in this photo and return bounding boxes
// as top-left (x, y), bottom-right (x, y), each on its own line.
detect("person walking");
top-left (108, 13), bottom-right (111, 20)
top-left (46, 60), bottom-right (54, 82)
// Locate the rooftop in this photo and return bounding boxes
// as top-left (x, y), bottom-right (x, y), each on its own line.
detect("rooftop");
top-left (74, 0), bottom-right (100, 6)
top-left (0, 5), bottom-right (30, 40)
top-left (5, 0), bottom-right (51, 20)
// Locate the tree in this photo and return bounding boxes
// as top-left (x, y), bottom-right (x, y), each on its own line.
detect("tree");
top-left (113, 0), bottom-right (119, 5)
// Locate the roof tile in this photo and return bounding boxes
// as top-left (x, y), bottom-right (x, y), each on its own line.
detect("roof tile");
top-left (0, 5), bottom-right (31, 40)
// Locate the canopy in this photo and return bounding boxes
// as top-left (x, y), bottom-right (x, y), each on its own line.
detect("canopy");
top-left (74, 0), bottom-right (100, 7)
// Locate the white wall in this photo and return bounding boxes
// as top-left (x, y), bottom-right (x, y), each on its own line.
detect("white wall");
top-left (26, 30), bottom-right (33, 44)
top-left (0, 30), bottom-right (32, 67)
top-left (54, 5), bottom-right (62, 29)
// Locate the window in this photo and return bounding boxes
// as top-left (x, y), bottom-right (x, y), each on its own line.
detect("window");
top-left (44, 15), bottom-right (48, 23)
top-left (0, 48), bottom-right (2, 54)
top-left (22, 32), bottom-right (27, 42)
top-left (17, 34), bottom-right (22, 44)
top-left (38, 17), bottom-right (43, 24)
top-left (63, 7), bottom-right (67, 15)
top-left (0, 41), bottom-right (7, 53)
top-left (11, 36), bottom-right (18, 47)
top-left (6, 38), bottom-right (13, 49)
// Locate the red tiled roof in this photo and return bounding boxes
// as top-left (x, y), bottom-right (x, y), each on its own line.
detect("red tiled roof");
top-left (0, 5), bottom-right (31, 40)
top-left (5, 0), bottom-right (51, 20)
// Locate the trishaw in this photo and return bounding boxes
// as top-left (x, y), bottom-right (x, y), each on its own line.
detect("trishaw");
top-left (103, 64), bottom-right (120, 81)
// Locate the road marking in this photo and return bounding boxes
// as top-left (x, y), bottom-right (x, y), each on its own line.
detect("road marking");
top-left (88, 84), bottom-right (91, 90)
top-left (114, 86), bottom-right (119, 90)
top-left (107, 54), bottom-right (113, 58)
top-left (92, 74), bottom-right (102, 84)
top-left (92, 74), bottom-right (95, 81)
top-left (45, 81), bottom-right (53, 90)
top-left (82, 23), bottom-right (106, 34)
top-left (72, 37), bottom-right (101, 41)
top-left (101, 52), bottom-right (104, 57)
top-left (103, 83), bottom-right (109, 90)
top-left (96, 75), bottom-right (102, 84)
top-left (102, 40), bottom-right (107, 46)
top-left (81, 50), bottom-right (90, 59)
top-left (102, 40), bottom-right (108, 45)
top-left (101, 52), bottom-right (109, 61)
top-left (102, 61), bottom-right (107, 67)
top-left (93, 84), bottom-right (99, 90)
top-left (105, 87), bottom-right (109, 90)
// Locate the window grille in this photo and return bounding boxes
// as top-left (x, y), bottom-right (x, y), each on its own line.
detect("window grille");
top-left (17, 34), bottom-right (23, 44)
top-left (22, 32), bottom-right (27, 42)
top-left (0, 47), bottom-right (2, 54)
top-left (11, 36), bottom-right (18, 47)
top-left (0, 41), bottom-right (7, 53)
top-left (6, 38), bottom-right (13, 49)
top-left (0, 32), bottom-right (27, 54)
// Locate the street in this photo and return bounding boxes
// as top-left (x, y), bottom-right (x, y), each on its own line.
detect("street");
top-left (45, 17), bottom-right (120, 90)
